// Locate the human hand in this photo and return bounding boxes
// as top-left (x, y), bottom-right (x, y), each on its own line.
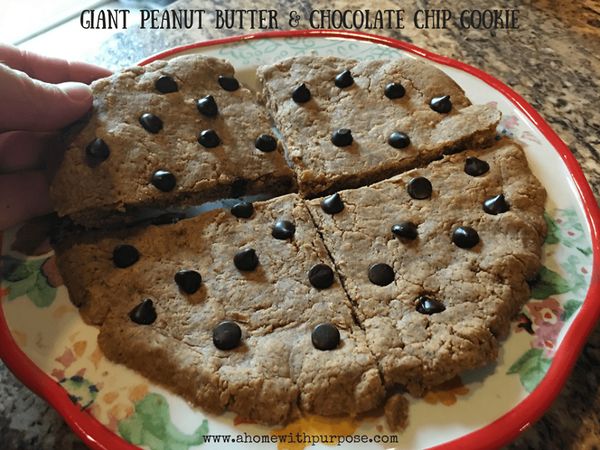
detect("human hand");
top-left (0, 44), bottom-right (111, 231)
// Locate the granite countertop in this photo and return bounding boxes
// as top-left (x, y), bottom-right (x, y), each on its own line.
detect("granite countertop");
top-left (1, 0), bottom-right (599, 448)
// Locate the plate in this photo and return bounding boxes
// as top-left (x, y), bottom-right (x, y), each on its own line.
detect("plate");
top-left (1, 30), bottom-right (599, 450)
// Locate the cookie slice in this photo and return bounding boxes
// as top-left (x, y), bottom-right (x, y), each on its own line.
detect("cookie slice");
top-left (51, 55), bottom-right (295, 227)
top-left (55, 194), bottom-right (383, 424)
top-left (307, 140), bottom-right (546, 395)
top-left (257, 56), bottom-right (501, 197)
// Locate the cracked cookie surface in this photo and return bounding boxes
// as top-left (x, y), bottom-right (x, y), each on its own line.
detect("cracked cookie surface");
top-left (307, 140), bottom-right (546, 395)
top-left (51, 55), bottom-right (295, 227)
top-left (257, 56), bottom-right (501, 197)
top-left (55, 193), bottom-right (384, 425)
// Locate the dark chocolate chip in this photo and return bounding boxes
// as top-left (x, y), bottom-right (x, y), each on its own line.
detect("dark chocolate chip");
top-left (407, 177), bottom-right (433, 200)
top-left (464, 157), bottom-right (490, 176)
top-left (272, 220), bottom-right (295, 240)
top-left (308, 264), bottom-right (334, 289)
top-left (416, 296), bottom-right (445, 315)
top-left (331, 128), bottom-right (353, 147)
top-left (255, 134), bottom-right (277, 152)
top-left (368, 263), bottom-right (394, 286)
top-left (151, 170), bottom-right (176, 192)
top-left (174, 270), bottom-right (202, 294)
top-left (231, 201), bottom-right (254, 218)
top-left (155, 75), bottom-right (178, 93)
top-left (234, 248), bottom-right (259, 271)
top-left (292, 83), bottom-right (311, 103)
top-left (198, 129), bottom-right (221, 148)
top-left (213, 321), bottom-right (242, 350)
top-left (335, 69), bottom-right (354, 88)
top-left (483, 194), bottom-right (510, 215)
top-left (430, 95), bottom-right (452, 113)
top-left (452, 226), bottom-right (480, 248)
top-left (391, 222), bottom-right (418, 240)
top-left (388, 131), bottom-right (410, 149)
top-left (129, 299), bottom-right (157, 325)
top-left (85, 138), bottom-right (110, 165)
top-left (113, 244), bottom-right (139, 268)
top-left (196, 95), bottom-right (218, 117)
top-left (139, 113), bottom-right (163, 133)
top-left (320, 193), bottom-right (344, 215)
top-left (311, 323), bottom-right (340, 351)
top-left (384, 82), bottom-right (405, 99)
top-left (218, 75), bottom-right (239, 91)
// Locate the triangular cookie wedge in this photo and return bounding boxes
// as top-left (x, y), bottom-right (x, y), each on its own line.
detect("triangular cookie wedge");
top-left (307, 140), bottom-right (546, 394)
top-left (258, 56), bottom-right (501, 197)
top-left (55, 194), bottom-right (383, 424)
top-left (51, 55), bottom-right (295, 227)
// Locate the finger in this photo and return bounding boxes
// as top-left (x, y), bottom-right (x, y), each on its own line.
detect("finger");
top-left (0, 64), bottom-right (93, 132)
top-left (0, 131), bottom-right (59, 173)
top-left (0, 44), bottom-right (111, 84)
top-left (0, 171), bottom-right (52, 231)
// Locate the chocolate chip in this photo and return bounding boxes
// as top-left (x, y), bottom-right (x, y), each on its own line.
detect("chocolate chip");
top-left (218, 75), bottom-right (239, 91)
top-left (392, 222), bottom-right (418, 240)
top-left (331, 129), bottom-right (353, 147)
top-left (407, 177), bottom-right (432, 200)
top-left (198, 129), bottom-right (221, 148)
top-left (231, 201), bottom-right (253, 218)
top-left (234, 248), bottom-right (259, 271)
top-left (113, 244), bottom-right (139, 268)
top-left (255, 134), bottom-right (277, 152)
top-left (151, 170), bottom-right (176, 192)
top-left (321, 193), bottom-right (344, 215)
top-left (335, 70), bottom-right (354, 88)
top-left (311, 323), bottom-right (340, 351)
top-left (155, 75), bottom-right (178, 93)
top-left (416, 296), bottom-right (445, 315)
top-left (452, 226), bottom-right (480, 248)
top-left (292, 83), bottom-right (311, 103)
top-left (384, 82), bottom-right (405, 99)
top-left (483, 194), bottom-right (510, 215)
top-left (129, 299), bottom-right (157, 325)
top-left (196, 95), bottom-right (218, 117)
top-left (443, 144), bottom-right (465, 155)
top-left (174, 270), bottom-right (202, 294)
top-left (85, 138), bottom-right (110, 166)
top-left (388, 131), bottom-right (410, 149)
top-left (139, 113), bottom-right (163, 133)
top-left (368, 263), bottom-right (394, 286)
top-left (430, 95), bottom-right (452, 113)
top-left (308, 264), bottom-right (334, 289)
top-left (272, 220), bottom-right (295, 240)
top-left (464, 157), bottom-right (490, 176)
top-left (213, 321), bottom-right (242, 350)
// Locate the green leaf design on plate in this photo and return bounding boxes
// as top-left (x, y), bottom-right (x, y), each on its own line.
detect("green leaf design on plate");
top-left (507, 348), bottom-right (552, 392)
top-left (1, 256), bottom-right (57, 307)
top-left (119, 393), bottom-right (209, 450)
top-left (544, 212), bottom-right (560, 245)
top-left (531, 266), bottom-right (571, 299)
top-left (562, 299), bottom-right (583, 321)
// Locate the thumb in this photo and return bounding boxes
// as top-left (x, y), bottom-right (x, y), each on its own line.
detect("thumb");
top-left (0, 64), bottom-right (93, 132)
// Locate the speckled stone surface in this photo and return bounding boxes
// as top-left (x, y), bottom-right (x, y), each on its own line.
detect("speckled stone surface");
top-left (1, 0), bottom-right (599, 449)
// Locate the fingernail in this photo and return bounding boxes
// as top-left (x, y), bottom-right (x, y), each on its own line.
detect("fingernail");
top-left (58, 81), bottom-right (92, 102)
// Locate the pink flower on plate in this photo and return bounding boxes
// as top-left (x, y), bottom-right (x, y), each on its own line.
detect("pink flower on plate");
top-left (524, 298), bottom-right (564, 357)
top-left (501, 115), bottom-right (519, 130)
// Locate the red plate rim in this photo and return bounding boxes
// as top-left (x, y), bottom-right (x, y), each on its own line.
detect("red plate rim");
top-left (0, 29), bottom-right (598, 450)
